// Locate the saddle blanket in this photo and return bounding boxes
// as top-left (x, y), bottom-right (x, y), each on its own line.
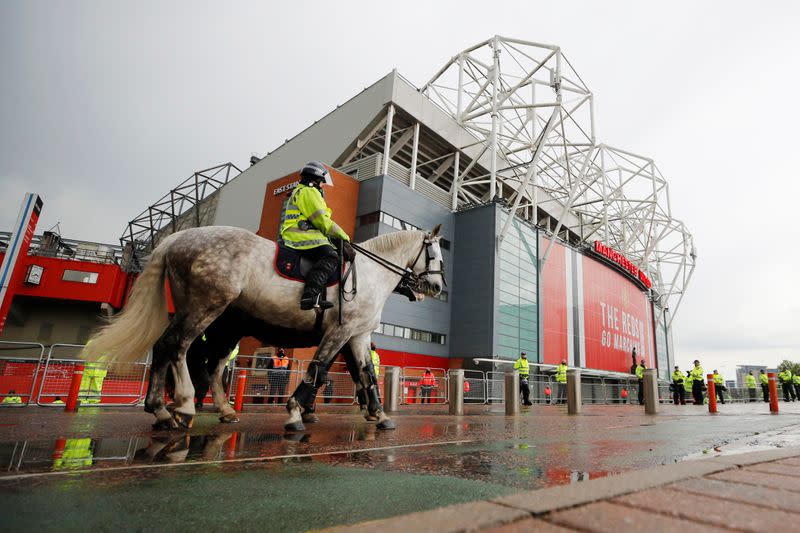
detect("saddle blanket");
top-left (274, 243), bottom-right (339, 287)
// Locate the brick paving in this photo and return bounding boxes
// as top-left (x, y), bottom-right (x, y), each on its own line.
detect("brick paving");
top-left (325, 447), bottom-right (800, 532)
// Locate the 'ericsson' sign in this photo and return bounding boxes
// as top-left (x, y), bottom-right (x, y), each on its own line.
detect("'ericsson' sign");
top-left (592, 241), bottom-right (652, 290)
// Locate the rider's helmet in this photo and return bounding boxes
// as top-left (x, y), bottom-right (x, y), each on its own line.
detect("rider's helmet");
top-left (300, 161), bottom-right (333, 186)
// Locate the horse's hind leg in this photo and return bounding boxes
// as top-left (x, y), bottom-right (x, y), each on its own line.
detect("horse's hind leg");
top-left (146, 315), bottom-right (188, 429)
top-left (349, 333), bottom-right (394, 430)
top-left (284, 329), bottom-right (351, 432)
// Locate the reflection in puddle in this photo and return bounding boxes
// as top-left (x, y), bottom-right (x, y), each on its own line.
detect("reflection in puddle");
top-left (0, 432), bottom-right (613, 491)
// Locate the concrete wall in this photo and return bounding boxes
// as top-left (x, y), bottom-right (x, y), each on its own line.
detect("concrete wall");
top-left (213, 73), bottom-right (395, 232)
top-left (451, 203), bottom-right (497, 358)
top-left (357, 175), bottom-right (454, 358)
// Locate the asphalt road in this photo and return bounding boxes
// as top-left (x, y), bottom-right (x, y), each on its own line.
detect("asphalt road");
top-left (2, 403), bottom-right (799, 531)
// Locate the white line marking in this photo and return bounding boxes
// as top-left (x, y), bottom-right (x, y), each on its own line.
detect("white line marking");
top-left (0, 439), bottom-right (478, 482)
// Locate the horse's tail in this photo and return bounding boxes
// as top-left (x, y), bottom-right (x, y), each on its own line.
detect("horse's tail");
top-left (82, 235), bottom-right (175, 363)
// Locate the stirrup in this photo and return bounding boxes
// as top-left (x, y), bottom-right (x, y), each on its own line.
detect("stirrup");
top-left (300, 293), bottom-right (334, 311)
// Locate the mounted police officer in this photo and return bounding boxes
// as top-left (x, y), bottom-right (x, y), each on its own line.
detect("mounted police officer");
top-left (280, 161), bottom-right (353, 310)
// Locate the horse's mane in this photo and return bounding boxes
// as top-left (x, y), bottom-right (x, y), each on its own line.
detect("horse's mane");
top-left (360, 230), bottom-right (424, 255)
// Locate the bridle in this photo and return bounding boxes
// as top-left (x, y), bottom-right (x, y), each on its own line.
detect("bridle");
top-left (346, 234), bottom-right (447, 299)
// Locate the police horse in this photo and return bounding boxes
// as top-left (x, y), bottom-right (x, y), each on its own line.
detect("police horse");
top-left (82, 225), bottom-right (445, 431)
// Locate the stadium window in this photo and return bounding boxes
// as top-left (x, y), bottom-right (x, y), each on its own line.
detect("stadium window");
top-left (62, 270), bottom-right (99, 284)
top-left (358, 212), bottom-right (380, 227)
top-left (376, 322), bottom-right (446, 345)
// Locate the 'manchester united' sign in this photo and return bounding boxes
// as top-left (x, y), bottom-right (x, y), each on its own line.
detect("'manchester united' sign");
top-left (592, 241), bottom-right (652, 289)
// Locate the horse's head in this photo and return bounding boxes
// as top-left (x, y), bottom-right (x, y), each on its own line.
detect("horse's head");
top-left (407, 224), bottom-right (446, 301)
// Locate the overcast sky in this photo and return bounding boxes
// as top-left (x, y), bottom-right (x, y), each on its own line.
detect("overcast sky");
top-left (2, 1), bottom-right (798, 376)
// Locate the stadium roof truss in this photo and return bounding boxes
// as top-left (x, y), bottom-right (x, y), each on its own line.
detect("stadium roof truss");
top-left (119, 36), bottom-right (695, 320)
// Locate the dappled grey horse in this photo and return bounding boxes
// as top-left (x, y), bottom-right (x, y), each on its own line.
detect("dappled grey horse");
top-left (82, 225), bottom-right (444, 431)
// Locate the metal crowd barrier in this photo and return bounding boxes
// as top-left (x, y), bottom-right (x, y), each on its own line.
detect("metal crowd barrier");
top-left (463, 369), bottom-right (486, 403)
top-left (0, 341), bottom-right (45, 406)
top-left (37, 344), bottom-right (148, 406)
top-left (227, 355), bottom-right (303, 405)
top-left (401, 367), bottom-right (447, 404)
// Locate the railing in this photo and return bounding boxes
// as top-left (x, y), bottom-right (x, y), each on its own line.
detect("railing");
top-left (401, 367), bottom-right (447, 404)
top-left (2, 341), bottom-right (690, 408)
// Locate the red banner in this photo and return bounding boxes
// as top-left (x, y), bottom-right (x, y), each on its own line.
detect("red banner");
top-left (582, 254), bottom-right (654, 373)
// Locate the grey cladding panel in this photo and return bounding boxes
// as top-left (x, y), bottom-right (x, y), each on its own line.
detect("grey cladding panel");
top-left (451, 204), bottom-right (497, 358)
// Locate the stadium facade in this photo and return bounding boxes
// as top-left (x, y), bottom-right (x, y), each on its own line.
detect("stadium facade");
top-left (3, 37), bottom-right (695, 379)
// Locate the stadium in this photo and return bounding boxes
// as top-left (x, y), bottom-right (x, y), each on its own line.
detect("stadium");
top-left (1, 36), bottom-right (696, 386)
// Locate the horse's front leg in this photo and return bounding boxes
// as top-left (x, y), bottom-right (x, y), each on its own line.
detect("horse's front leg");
top-left (349, 333), bottom-right (395, 430)
top-left (284, 329), bottom-right (349, 432)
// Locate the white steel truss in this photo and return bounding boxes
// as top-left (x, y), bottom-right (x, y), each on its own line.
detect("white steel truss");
top-left (420, 36), bottom-right (695, 317)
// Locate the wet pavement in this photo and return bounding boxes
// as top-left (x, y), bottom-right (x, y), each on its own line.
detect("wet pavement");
top-left (2, 403), bottom-right (800, 531)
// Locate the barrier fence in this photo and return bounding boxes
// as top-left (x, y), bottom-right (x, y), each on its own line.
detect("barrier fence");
top-left (3, 340), bottom-right (769, 408)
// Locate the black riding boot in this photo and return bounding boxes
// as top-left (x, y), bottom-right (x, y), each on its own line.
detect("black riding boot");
top-left (300, 252), bottom-right (338, 310)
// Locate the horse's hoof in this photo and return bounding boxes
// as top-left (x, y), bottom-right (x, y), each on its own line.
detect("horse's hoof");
top-left (172, 411), bottom-right (194, 429)
top-left (219, 413), bottom-right (240, 424)
top-left (301, 412), bottom-right (319, 424)
top-left (377, 419), bottom-right (396, 430)
top-left (284, 421), bottom-right (306, 432)
top-left (152, 418), bottom-right (179, 431)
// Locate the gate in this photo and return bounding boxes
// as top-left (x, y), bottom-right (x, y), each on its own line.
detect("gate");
top-left (463, 370), bottom-right (486, 404)
top-left (37, 344), bottom-right (148, 406)
top-left (0, 341), bottom-right (45, 406)
top-left (228, 355), bottom-right (303, 405)
top-left (486, 371), bottom-right (505, 403)
top-left (402, 367), bottom-right (447, 404)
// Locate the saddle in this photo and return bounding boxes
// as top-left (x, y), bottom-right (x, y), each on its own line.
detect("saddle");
top-left (274, 242), bottom-right (339, 287)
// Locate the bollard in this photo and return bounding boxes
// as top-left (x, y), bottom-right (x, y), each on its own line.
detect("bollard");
top-left (448, 369), bottom-right (464, 416)
top-left (383, 367), bottom-right (400, 412)
top-left (505, 371), bottom-right (520, 415)
top-left (65, 363), bottom-right (85, 412)
top-left (567, 369), bottom-right (582, 415)
top-left (233, 369), bottom-right (247, 412)
top-left (707, 374), bottom-right (717, 413)
top-left (643, 369), bottom-right (659, 414)
top-left (225, 432), bottom-right (238, 460)
top-left (768, 372), bottom-right (779, 413)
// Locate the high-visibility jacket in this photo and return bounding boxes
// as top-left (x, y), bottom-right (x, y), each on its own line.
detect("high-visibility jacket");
top-left (794, 375), bottom-right (800, 385)
top-left (555, 363), bottom-right (567, 383)
top-left (1, 396), bottom-right (23, 404)
top-left (79, 360), bottom-right (108, 404)
top-left (635, 365), bottom-right (645, 379)
top-left (279, 184), bottom-right (349, 249)
top-left (52, 399), bottom-right (65, 405)
top-left (745, 375), bottom-right (757, 389)
top-left (760, 373), bottom-right (769, 385)
top-left (689, 365), bottom-right (704, 382)
top-left (273, 355), bottom-right (290, 369)
top-left (228, 344), bottom-right (239, 365)
top-left (779, 370), bottom-right (793, 383)
top-left (53, 438), bottom-right (93, 470)
top-left (713, 373), bottom-right (724, 386)
top-left (684, 375), bottom-right (693, 391)
top-left (464, 380), bottom-right (471, 393)
top-left (514, 358), bottom-right (529, 377)
top-left (371, 350), bottom-right (381, 377)
top-left (671, 370), bottom-right (684, 384)
top-left (420, 373), bottom-right (436, 387)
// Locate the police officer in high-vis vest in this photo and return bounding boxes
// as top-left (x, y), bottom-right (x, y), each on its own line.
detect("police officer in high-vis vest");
top-left (690, 359), bottom-right (705, 405)
top-left (370, 342), bottom-right (381, 378)
top-left (745, 371), bottom-right (757, 402)
top-left (671, 365), bottom-right (685, 405)
top-left (279, 161), bottom-right (353, 310)
top-left (553, 360), bottom-right (568, 405)
top-left (635, 360), bottom-right (646, 405)
top-left (759, 369), bottom-right (769, 403)
top-left (514, 352), bottom-right (532, 406)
